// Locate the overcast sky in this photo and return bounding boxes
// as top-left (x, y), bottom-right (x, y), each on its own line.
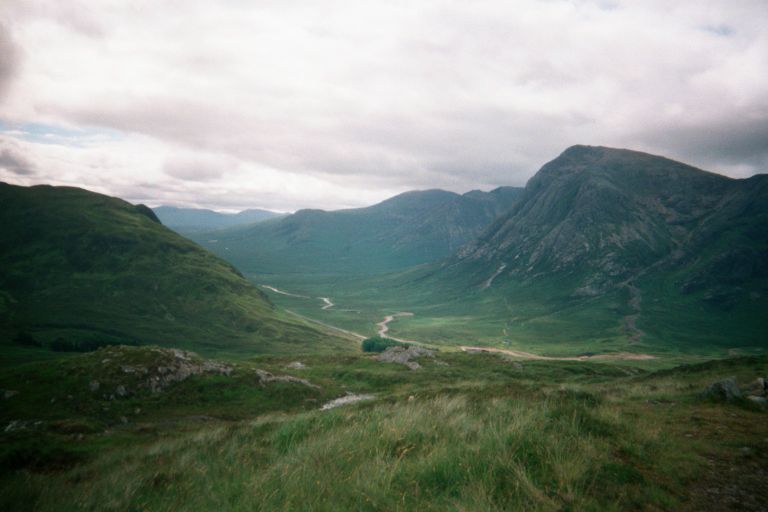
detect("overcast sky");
top-left (0, 1), bottom-right (766, 212)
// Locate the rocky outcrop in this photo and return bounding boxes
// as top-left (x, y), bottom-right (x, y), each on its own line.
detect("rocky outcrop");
top-left (376, 346), bottom-right (436, 370)
top-left (700, 377), bottom-right (742, 402)
top-left (253, 369), bottom-right (319, 389)
top-left (3, 389), bottom-right (19, 399)
top-left (85, 346), bottom-right (233, 397)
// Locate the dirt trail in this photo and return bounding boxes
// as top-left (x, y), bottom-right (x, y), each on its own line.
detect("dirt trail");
top-left (260, 285), bottom-right (310, 299)
top-left (459, 345), bottom-right (655, 361)
top-left (377, 312), bottom-right (414, 338)
top-left (284, 309), bottom-right (366, 341)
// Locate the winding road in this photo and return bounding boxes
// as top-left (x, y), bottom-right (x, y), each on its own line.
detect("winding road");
top-left (376, 312), bottom-right (414, 338)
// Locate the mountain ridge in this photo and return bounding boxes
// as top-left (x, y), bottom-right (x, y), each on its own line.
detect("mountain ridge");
top-left (193, 186), bottom-right (524, 275)
top-left (153, 205), bottom-right (283, 234)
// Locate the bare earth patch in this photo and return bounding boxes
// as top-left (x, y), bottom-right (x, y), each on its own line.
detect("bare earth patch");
top-left (459, 346), bottom-right (656, 361)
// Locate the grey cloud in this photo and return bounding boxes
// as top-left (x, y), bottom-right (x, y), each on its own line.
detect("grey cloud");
top-left (631, 113), bottom-right (768, 174)
top-left (0, 147), bottom-right (35, 176)
top-left (0, 23), bottom-right (19, 101)
top-left (6, 0), bottom-right (768, 211)
top-left (163, 157), bottom-right (228, 182)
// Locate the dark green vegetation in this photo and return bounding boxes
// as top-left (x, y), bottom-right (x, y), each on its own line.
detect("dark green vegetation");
top-left (192, 187), bottom-right (522, 274)
top-left (242, 147), bottom-right (767, 356)
top-left (152, 205), bottom-right (283, 235)
top-left (1, 345), bottom-right (766, 510)
top-left (0, 183), bottom-right (349, 362)
top-left (361, 336), bottom-right (406, 353)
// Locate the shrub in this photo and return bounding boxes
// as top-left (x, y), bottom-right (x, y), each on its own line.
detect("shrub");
top-left (13, 331), bottom-right (42, 347)
top-left (361, 336), bottom-right (406, 353)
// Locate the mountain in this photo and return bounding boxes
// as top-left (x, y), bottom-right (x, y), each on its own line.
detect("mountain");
top-left (192, 187), bottom-right (523, 275)
top-left (153, 205), bottom-right (283, 234)
top-left (408, 146), bottom-right (767, 349)
top-left (0, 183), bottom-right (347, 357)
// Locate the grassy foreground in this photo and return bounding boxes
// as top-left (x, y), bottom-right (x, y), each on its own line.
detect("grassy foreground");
top-left (1, 347), bottom-right (766, 511)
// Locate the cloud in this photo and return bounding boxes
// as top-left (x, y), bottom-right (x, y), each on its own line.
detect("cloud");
top-left (0, 0), bottom-right (767, 210)
top-left (163, 155), bottom-right (230, 182)
top-left (0, 23), bottom-right (19, 101)
top-left (0, 143), bottom-right (35, 176)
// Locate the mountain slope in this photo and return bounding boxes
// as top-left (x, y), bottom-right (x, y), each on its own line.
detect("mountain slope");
top-left (192, 187), bottom-right (523, 275)
top-left (153, 205), bottom-right (282, 234)
top-left (456, 146), bottom-right (766, 292)
top-left (388, 146), bottom-right (767, 350)
top-left (0, 183), bottom-right (348, 357)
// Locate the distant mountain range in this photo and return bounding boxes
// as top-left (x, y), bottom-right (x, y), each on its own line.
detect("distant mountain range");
top-left (0, 183), bottom-right (345, 355)
top-left (153, 205), bottom-right (283, 234)
top-left (2, 145), bottom-right (764, 354)
top-left (191, 187), bottom-right (523, 274)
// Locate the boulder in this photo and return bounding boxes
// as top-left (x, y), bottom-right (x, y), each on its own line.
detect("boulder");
top-left (376, 346), bottom-right (436, 370)
top-left (3, 390), bottom-right (19, 400)
top-left (254, 369), bottom-right (320, 389)
top-left (700, 377), bottom-right (742, 402)
top-left (746, 377), bottom-right (766, 396)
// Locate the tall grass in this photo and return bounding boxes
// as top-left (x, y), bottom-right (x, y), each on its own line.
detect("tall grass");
top-left (11, 390), bottom-right (683, 511)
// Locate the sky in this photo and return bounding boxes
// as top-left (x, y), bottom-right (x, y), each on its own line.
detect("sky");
top-left (0, 0), bottom-right (767, 212)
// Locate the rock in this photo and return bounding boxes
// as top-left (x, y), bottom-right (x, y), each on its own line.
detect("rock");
top-left (286, 361), bottom-right (307, 370)
top-left (748, 396), bottom-right (768, 406)
top-left (120, 416), bottom-right (128, 424)
top-left (3, 390), bottom-right (19, 399)
top-left (320, 393), bottom-right (374, 410)
top-left (88, 346), bottom-right (235, 395)
top-left (746, 377), bottom-right (766, 396)
top-left (700, 377), bottom-right (742, 402)
top-left (407, 395), bottom-right (415, 402)
top-left (254, 369), bottom-right (320, 389)
top-left (5, 420), bottom-right (25, 433)
top-left (376, 346), bottom-right (436, 370)
top-left (512, 362), bottom-right (524, 371)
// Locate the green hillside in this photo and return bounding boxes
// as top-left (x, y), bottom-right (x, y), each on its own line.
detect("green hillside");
top-left (191, 187), bottom-right (522, 275)
top-left (0, 183), bottom-right (349, 360)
